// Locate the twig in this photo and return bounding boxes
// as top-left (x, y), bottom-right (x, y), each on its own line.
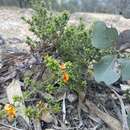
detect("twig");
top-left (32, 119), bottom-right (42, 130)
top-left (79, 92), bottom-right (122, 130)
top-left (78, 99), bottom-right (84, 128)
top-left (53, 125), bottom-right (78, 130)
top-left (62, 92), bottom-right (66, 123)
top-left (112, 88), bottom-right (129, 130)
top-left (0, 122), bottom-right (22, 130)
top-left (111, 97), bottom-right (122, 122)
top-left (0, 71), bottom-right (16, 83)
top-left (90, 124), bottom-right (102, 130)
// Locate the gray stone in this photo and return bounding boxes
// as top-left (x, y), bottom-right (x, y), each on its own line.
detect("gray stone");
top-left (122, 5), bottom-right (130, 18)
top-left (117, 30), bottom-right (130, 51)
top-left (67, 93), bottom-right (78, 103)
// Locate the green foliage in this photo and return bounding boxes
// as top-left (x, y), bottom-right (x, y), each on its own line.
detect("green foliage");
top-left (91, 21), bottom-right (130, 85)
top-left (13, 96), bottom-right (23, 103)
top-left (24, 0), bottom-right (114, 119)
top-left (0, 110), bottom-right (6, 119)
top-left (24, 77), bottom-right (32, 87)
top-left (58, 21), bottom-right (101, 64)
top-left (44, 55), bottom-right (94, 92)
top-left (25, 106), bottom-right (39, 119)
top-left (44, 55), bottom-right (74, 90)
top-left (23, 1), bottom-right (69, 45)
top-left (44, 55), bottom-right (60, 72)
top-left (25, 0), bottom-right (106, 90)
top-left (51, 102), bottom-right (61, 113)
top-left (57, 20), bottom-right (108, 90)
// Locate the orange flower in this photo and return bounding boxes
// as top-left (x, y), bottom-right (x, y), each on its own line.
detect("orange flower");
top-left (60, 63), bottom-right (66, 70)
top-left (4, 104), bottom-right (16, 120)
top-left (63, 72), bottom-right (69, 83)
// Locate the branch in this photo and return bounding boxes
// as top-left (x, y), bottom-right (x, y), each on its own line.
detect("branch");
top-left (0, 122), bottom-right (22, 130)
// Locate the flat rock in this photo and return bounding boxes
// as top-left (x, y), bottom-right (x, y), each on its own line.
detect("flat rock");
top-left (69, 12), bottom-right (130, 32)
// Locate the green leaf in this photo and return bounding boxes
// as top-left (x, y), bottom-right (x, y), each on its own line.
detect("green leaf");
top-left (91, 21), bottom-right (118, 49)
top-left (94, 55), bottom-right (120, 85)
top-left (119, 58), bottom-right (130, 80)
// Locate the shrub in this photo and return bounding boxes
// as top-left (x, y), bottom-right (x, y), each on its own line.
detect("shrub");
top-left (23, 0), bottom-right (69, 51)
top-left (25, 0), bottom-right (106, 91)
top-left (23, 2), bottom-right (122, 120)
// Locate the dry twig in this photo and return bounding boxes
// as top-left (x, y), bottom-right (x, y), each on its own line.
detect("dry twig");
top-left (112, 88), bottom-right (129, 130)
top-left (0, 122), bottom-right (22, 130)
top-left (79, 92), bottom-right (123, 130)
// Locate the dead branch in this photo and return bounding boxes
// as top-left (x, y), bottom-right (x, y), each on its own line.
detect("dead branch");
top-left (112, 88), bottom-right (129, 130)
top-left (0, 122), bottom-right (22, 130)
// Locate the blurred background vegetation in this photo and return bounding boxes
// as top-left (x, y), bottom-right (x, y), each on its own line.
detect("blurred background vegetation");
top-left (0, 0), bottom-right (125, 14)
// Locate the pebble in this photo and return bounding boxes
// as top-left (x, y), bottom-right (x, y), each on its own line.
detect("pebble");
top-left (67, 93), bottom-right (78, 103)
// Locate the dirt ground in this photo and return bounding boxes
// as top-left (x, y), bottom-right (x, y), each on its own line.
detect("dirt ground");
top-left (0, 7), bottom-right (32, 40)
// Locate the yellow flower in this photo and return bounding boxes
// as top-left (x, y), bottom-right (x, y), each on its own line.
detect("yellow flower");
top-left (4, 104), bottom-right (16, 120)
top-left (60, 63), bottom-right (66, 70)
top-left (63, 72), bottom-right (69, 83)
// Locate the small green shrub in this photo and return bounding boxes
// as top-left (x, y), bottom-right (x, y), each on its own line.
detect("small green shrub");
top-left (25, 0), bottom-right (106, 91)
top-left (24, 0), bottom-right (119, 119)
top-left (0, 110), bottom-right (6, 119)
top-left (57, 21), bottom-right (100, 64)
top-left (23, 0), bottom-right (69, 49)
top-left (13, 96), bottom-right (23, 103)
top-left (25, 106), bottom-right (39, 119)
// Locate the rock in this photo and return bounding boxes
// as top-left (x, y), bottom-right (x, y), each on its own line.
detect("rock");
top-left (6, 79), bottom-right (29, 123)
top-left (117, 30), bottom-right (130, 51)
top-left (27, 55), bottom-right (37, 65)
top-left (6, 37), bottom-right (23, 44)
top-left (0, 37), bottom-right (30, 54)
top-left (67, 93), bottom-right (78, 103)
top-left (122, 0), bottom-right (130, 18)
top-left (127, 80), bottom-right (130, 85)
top-left (32, 120), bottom-right (42, 130)
top-left (120, 84), bottom-right (130, 91)
top-left (23, 70), bottom-right (33, 78)
top-left (5, 41), bottom-right (30, 53)
top-left (41, 110), bottom-right (54, 123)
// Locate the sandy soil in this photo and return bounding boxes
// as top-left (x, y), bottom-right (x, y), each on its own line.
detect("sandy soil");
top-left (0, 7), bottom-right (32, 40)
